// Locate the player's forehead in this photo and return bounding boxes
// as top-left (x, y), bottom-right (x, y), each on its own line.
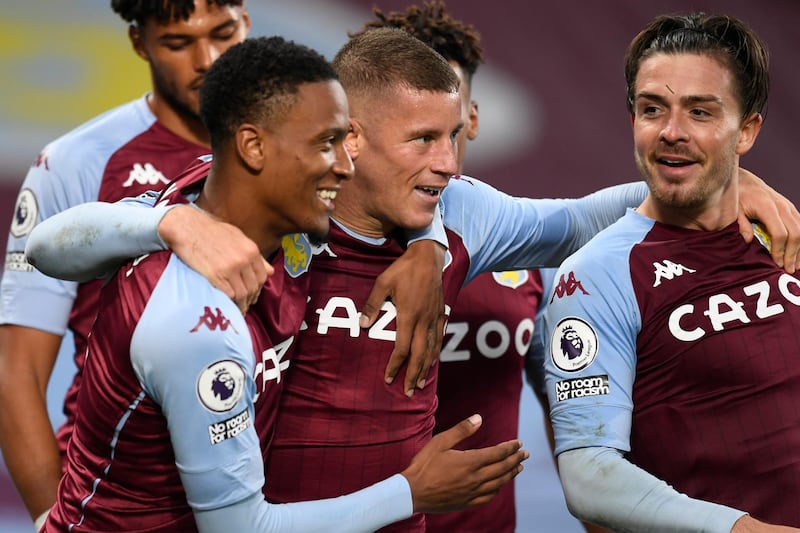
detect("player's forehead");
top-left (378, 86), bottom-right (460, 130)
top-left (635, 53), bottom-right (738, 106)
top-left (279, 81), bottom-right (350, 137)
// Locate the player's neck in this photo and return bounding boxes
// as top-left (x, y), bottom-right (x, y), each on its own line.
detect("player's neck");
top-left (196, 167), bottom-right (281, 257)
top-left (331, 196), bottom-right (391, 240)
top-left (638, 195), bottom-right (738, 231)
top-left (146, 93), bottom-right (210, 148)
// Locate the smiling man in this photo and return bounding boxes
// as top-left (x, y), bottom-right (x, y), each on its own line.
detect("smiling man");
top-left (38, 35), bottom-right (530, 533)
top-left (0, 2), bottom-right (251, 528)
top-left (543, 12), bottom-right (800, 533)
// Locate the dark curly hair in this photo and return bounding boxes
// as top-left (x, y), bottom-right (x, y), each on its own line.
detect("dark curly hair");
top-left (354, 1), bottom-right (483, 81)
top-left (111, 0), bottom-right (244, 26)
top-left (200, 36), bottom-right (338, 149)
top-left (625, 12), bottom-right (769, 119)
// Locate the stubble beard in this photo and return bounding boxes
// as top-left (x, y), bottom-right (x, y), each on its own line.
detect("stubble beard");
top-left (151, 66), bottom-right (202, 124)
top-left (636, 152), bottom-right (716, 211)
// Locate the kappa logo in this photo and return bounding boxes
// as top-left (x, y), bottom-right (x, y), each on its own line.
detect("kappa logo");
top-left (191, 306), bottom-right (239, 334)
top-left (549, 271), bottom-right (589, 303)
top-left (33, 148), bottom-right (50, 170)
top-left (312, 241), bottom-right (337, 258)
top-left (652, 259), bottom-right (696, 287)
top-left (123, 162), bottom-right (170, 187)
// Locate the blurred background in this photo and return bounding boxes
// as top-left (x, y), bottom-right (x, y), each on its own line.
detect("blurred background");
top-left (0, 1), bottom-right (797, 531)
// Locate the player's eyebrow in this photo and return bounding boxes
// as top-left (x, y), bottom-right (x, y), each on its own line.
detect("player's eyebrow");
top-left (636, 91), bottom-right (723, 107)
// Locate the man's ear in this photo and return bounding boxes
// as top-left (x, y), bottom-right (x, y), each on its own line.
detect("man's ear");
top-left (466, 100), bottom-right (479, 141)
top-left (345, 118), bottom-right (361, 161)
top-left (236, 124), bottom-right (265, 173)
top-left (736, 112), bottom-right (763, 156)
top-left (129, 25), bottom-right (149, 61)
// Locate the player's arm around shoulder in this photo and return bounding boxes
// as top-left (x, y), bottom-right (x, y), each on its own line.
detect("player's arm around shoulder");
top-left (130, 255), bottom-right (264, 512)
top-left (439, 174), bottom-right (556, 276)
top-left (25, 194), bottom-right (171, 282)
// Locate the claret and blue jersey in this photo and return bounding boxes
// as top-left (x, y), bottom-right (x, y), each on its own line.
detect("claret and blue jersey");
top-left (544, 208), bottom-right (800, 525)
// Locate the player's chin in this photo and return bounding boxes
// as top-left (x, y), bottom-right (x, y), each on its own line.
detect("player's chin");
top-left (302, 216), bottom-right (331, 246)
top-left (401, 210), bottom-right (436, 232)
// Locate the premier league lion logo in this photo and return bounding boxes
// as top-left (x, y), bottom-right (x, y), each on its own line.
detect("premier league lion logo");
top-left (560, 325), bottom-right (583, 361)
top-left (10, 189), bottom-right (38, 238)
top-left (551, 317), bottom-right (598, 372)
top-left (197, 360), bottom-right (246, 413)
top-left (211, 368), bottom-right (236, 402)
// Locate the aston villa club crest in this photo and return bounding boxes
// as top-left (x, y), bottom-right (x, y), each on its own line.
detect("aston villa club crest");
top-left (282, 233), bottom-right (312, 277)
top-left (492, 270), bottom-right (529, 289)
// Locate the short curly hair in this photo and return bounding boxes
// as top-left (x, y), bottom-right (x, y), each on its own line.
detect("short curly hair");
top-left (200, 36), bottom-right (338, 149)
top-left (111, 0), bottom-right (244, 26)
top-left (354, 0), bottom-right (483, 80)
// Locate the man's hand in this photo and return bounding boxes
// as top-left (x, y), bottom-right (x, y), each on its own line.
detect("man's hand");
top-left (401, 414), bottom-right (528, 513)
top-left (158, 205), bottom-right (272, 313)
top-left (737, 168), bottom-right (800, 273)
top-left (360, 240), bottom-right (445, 396)
top-left (731, 514), bottom-right (800, 532)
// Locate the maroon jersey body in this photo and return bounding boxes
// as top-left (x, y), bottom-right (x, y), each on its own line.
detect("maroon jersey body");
top-left (265, 223), bottom-right (470, 532)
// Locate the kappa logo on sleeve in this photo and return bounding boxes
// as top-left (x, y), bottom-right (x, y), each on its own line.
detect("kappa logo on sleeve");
top-left (191, 306), bottom-right (239, 334)
top-left (550, 317), bottom-right (598, 372)
top-left (10, 189), bottom-right (38, 238)
top-left (197, 360), bottom-right (246, 413)
top-left (549, 271), bottom-right (589, 303)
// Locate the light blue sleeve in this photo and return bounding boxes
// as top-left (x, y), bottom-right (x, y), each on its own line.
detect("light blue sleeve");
top-left (25, 192), bottom-right (171, 282)
top-left (0, 141), bottom-right (100, 332)
top-left (439, 176), bottom-right (647, 283)
top-left (558, 447), bottom-right (746, 532)
top-left (525, 267), bottom-right (559, 395)
top-left (131, 256), bottom-right (264, 510)
top-left (0, 98), bottom-right (155, 333)
top-left (541, 223), bottom-right (642, 456)
top-left (194, 475), bottom-right (412, 533)
top-left (133, 257), bottom-right (414, 531)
